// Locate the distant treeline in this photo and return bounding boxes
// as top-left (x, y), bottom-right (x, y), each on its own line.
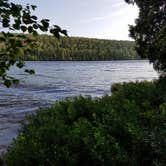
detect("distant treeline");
top-left (0, 33), bottom-right (139, 61)
top-left (21, 35), bottom-right (139, 61)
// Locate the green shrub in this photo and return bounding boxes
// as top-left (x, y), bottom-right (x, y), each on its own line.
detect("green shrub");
top-left (101, 81), bottom-right (166, 166)
top-left (0, 156), bottom-right (4, 166)
top-left (3, 81), bottom-right (166, 166)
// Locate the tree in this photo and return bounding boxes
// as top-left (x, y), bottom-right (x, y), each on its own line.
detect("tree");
top-left (0, 0), bottom-right (67, 87)
top-left (125, 0), bottom-right (166, 75)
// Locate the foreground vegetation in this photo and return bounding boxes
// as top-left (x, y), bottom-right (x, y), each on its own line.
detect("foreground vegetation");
top-left (2, 78), bottom-right (166, 166)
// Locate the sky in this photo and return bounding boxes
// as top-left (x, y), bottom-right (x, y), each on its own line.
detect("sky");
top-left (11, 0), bottom-right (139, 40)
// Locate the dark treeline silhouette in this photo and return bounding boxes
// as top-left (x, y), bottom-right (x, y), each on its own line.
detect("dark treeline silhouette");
top-left (22, 35), bottom-right (139, 61)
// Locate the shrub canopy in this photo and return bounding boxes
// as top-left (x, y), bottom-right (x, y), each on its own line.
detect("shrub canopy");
top-left (4, 80), bottom-right (166, 166)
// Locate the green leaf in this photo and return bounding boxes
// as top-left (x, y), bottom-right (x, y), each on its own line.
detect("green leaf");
top-left (16, 61), bottom-right (25, 68)
top-left (13, 79), bottom-right (19, 85)
top-left (9, 60), bottom-right (16, 65)
top-left (21, 26), bottom-right (27, 32)
top-left (61, 30), bottom-right (68, 36)
top-left (31, 15), bottom-right (37, 20)
top-left (25, 69), bottom-right (35, 74)
top-left (13, 23), bottom-right (20, 30)
top-left (33, 30), bottom-right (38, 36)
top-left (41, 19), bottom-right (49, 29)
top-left (33, 24), bottom-right (38, 29)
top-left (0, 68), bottom-right (5, 75)
top-left (2, 18), bottom-right (10, 27)
top-left (28, 26), bottom-right (33, 33)
top-left (4, 80), bottom-right (12, 88)
top-left (31, 5), bottom-right (37, 10)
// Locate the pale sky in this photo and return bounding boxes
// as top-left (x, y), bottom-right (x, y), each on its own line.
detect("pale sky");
top-left (11, 0), bottom-right (139, 40)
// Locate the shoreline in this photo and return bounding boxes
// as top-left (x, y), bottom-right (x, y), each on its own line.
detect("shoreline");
top-left (0, 103), bottom-right (50, 155)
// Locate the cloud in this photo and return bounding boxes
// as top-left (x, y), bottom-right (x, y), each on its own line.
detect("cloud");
top-left (81, 7), bottom-right (128, 23)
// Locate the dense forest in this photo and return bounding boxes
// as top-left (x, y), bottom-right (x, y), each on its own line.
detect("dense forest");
top-left (22, 35), bottom-right (139, 61)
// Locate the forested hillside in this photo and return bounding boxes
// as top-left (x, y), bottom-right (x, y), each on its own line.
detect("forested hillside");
top-left (21, 35), bottom-right (139, 61)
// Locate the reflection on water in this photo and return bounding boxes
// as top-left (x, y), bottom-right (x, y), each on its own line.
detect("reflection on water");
top-left (1, 60), bottom-right (158, 113)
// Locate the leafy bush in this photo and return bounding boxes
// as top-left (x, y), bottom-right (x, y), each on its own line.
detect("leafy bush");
top-left (3, 81), bottom-right (166, 166)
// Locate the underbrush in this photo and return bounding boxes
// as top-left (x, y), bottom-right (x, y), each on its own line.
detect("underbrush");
top-left (3, 79), bottom-right (166, 166)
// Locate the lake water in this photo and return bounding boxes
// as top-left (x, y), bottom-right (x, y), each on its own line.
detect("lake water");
top-left (0, 60), bottom-right (158, 153)
top-left (0, 60), bottom-right (158, 113)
